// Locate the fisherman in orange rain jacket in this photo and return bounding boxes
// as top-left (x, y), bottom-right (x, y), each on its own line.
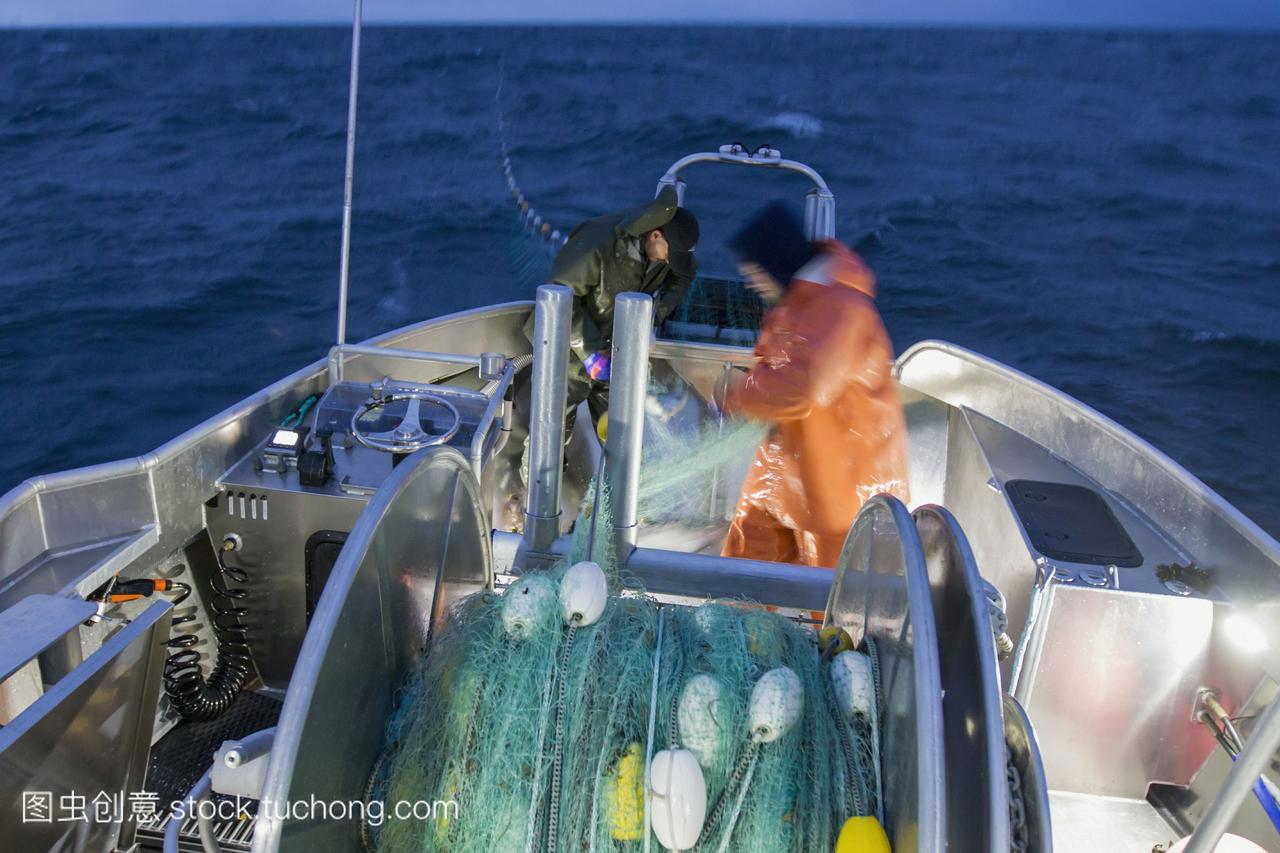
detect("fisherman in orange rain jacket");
top-left (719, 203), bottom-right (910, 568)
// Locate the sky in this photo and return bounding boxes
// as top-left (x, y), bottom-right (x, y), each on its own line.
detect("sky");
top-left (5, 0), bottom-right (1280, 29)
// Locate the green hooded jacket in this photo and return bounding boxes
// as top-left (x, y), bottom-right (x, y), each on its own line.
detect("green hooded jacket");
top-left (523, 187), bottom-right (695, 365)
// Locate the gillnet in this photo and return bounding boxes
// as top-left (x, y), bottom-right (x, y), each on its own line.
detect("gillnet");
top-left (371, 471), bottom-right (883, 853)
top-left (638, 413), bottom-right (767, 529)
top-left (634, 365), bottom-right (768, 533)
top-left (508, 212), bottom-right (557, 295)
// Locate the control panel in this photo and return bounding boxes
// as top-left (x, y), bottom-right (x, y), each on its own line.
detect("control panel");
top-left (206, 373), bottom-right (508, 688)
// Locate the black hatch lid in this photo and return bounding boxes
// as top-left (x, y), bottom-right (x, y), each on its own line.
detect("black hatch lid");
top-left (1006, 479), bottom-right (1144, 568)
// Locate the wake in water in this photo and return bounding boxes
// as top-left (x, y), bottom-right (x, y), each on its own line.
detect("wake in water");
top-left (761, 111), bottom-right (823, 139)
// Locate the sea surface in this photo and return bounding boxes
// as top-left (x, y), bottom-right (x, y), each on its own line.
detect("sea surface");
top-left (1, 26), bottom-right (1277, 536)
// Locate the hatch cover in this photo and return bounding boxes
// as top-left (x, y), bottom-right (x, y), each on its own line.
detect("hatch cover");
top-left (1006, 479), bottom-right (1143, 568)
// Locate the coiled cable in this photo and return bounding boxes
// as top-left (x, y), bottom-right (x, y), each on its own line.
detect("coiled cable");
top-left (162, 538), bottom-right (254, 721)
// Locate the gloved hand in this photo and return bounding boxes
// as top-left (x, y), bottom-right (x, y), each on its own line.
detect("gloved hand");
top-left (583, 351), bottom-right (611, 382)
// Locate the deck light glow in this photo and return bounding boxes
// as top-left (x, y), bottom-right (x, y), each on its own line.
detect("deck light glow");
top-left (1223, 613), bottom-right (1269, 655)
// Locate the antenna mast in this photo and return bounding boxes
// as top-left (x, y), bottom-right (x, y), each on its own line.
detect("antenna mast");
top-left (336, 0), bottom-right (363, 346)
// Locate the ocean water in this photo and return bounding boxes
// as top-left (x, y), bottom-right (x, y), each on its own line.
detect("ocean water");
top-left (1, 26), bottom-right (1277, 536)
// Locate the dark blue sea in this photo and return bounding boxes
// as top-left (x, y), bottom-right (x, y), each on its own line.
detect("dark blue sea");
top-left (1, 26), bottom-right (1277, 535)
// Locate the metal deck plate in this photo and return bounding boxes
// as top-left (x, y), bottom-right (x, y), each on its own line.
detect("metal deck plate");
top-left (1048, 791), bottom-right (1176, 852)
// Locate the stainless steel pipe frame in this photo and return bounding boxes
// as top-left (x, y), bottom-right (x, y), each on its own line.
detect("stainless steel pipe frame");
top-left (654, 144), bottom-right (837, 241)
top-left (326, 343), bottom-right (485, 385)
top-left (604, 292), bottom-right (653, 553)
top-left (524, 285), bottom-right (573, 551)
top-left (1183, 693), bottom-right (1280, 853)
top-left (491, 530), bottom-right (834, 611)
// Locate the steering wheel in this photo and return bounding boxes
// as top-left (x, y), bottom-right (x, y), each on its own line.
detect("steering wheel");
top-left (351, 392), bottom-right (461, 454)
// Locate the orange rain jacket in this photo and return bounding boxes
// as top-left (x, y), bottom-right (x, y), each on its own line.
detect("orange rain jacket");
top-left (722, 241), bottom-right (910, 564)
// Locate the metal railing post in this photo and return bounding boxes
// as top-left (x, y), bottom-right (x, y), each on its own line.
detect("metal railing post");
top-left (523, 285), bottom-right (572, 551)
top-left (605, 292), bottom-right (652, 553)
top-left (803, 187), bottom-right (836, 241)
top-left (654, 175), bottom-right (686, 206)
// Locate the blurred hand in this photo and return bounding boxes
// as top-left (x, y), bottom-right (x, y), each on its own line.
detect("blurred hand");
top-left (583, 351), bottom-right (611, 382)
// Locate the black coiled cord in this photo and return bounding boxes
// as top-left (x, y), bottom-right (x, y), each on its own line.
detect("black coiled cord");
top-left (162, 541), bottom-right (254, 721)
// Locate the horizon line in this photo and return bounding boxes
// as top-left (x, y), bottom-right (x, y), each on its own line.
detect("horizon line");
top-left (3, 18), bottom-right (1278, 34)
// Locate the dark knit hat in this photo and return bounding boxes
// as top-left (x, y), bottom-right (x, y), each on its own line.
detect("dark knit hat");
top-left (728, 202), bottom-right (817, 288)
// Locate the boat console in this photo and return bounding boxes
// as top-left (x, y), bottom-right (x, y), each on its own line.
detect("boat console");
top-left (207, 357), bottom-right (513, 689)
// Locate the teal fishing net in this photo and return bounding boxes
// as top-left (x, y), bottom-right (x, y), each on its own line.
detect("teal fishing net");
top-left (371, 470), bottom-right (883, 852)
top-left (634, 363), bottom-right (768, 534)
top-left (508, 213), bottom-right (556, 294)
top-left (637, 413), bottom-right (767, 528)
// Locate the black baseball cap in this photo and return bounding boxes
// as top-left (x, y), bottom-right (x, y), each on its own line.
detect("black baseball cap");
top-left (661, 207), bottom-right (699, 278)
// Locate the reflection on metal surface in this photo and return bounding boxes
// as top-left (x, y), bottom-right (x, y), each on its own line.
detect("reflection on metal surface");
top-left (894, 338), bottom-right (1280, 850)
top-left (491, 529), bottom-right (834, 611)
top-left (252, 447), bottom-right (490, 852)
top-left (1048, 791), bottom-right (1174, 853)
top-left (1160, 682), bottom-right (1280, 847)
top-left (0, 303), bottom-right (531, 695)
top-left (935, 406), bottom-right (1043, 689)
top-left (525, 285), bottom-right (572, 551)
top-left (2, 601), bottom-right (171, 853)
top-left (825, 495), bottom-right (945, 853)
top-left (896, 340), bottom-right (1280, 680)
top-left (3, 276), bottom-right (1280, 853)
top-left (327, 342), bottom-right (484, 386)
top-left (1003, 694), bottom-right (1053, 853)
top-left (208, 467), bottom-right (373, 689)
top-left (0, 593), bottom-right (97, 683)
top-left (915, 505), bottom-right (1010, 852)
top-left (605, 292), bottom-right (653, 551)
top-left (0, 525), bottom-right (161, 615)
top-left (1018, 585), bottom-right (1218, 798)
top-left (1182, 693), bottom-right (1280, 853)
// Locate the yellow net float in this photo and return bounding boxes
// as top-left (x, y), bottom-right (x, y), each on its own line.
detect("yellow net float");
top-left (819, 625), bottom-right (855, 657)
top-left (603, 742), bottom-right (645, 840)
top-left (434, 769), bottom-right (459, 843)
top-left (835, 815), bottom-right (892, 853)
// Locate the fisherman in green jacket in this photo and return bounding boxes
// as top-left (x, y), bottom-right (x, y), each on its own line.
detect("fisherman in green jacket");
top-left (499, 186), bottom-right (700, 528)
